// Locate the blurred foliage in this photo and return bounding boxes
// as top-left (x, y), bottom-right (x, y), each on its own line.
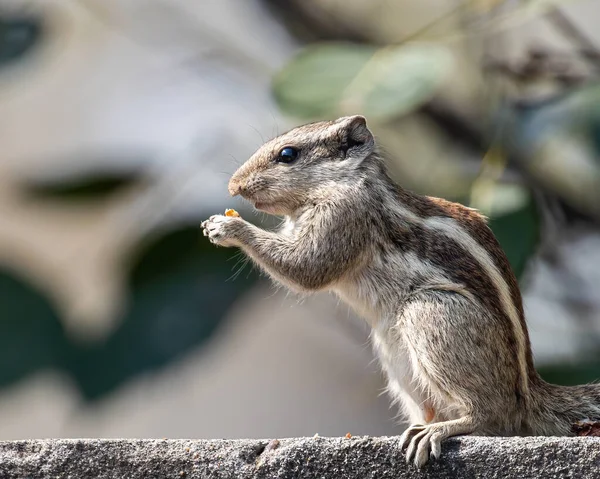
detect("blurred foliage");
top-left (273, 43), bottom-right (451, 120)
top-left (0, 226), bottom-right (257, 400)
top-left (470, 183), bottom-right (541, 279)
top-left (0, 271), bottom-right (67, 386)
top-left (69, 225), bottom-right (258, 400)
top-left (539, 360), bottom-right (600, 386)
top-left (504, 85), bottom-right (600, 220)
top-left (25, 172), bottom-right (139, 201)
top-left (0, 8), bottom-right (264, 400)
top-left (0, 15), bottom-right (42, 67)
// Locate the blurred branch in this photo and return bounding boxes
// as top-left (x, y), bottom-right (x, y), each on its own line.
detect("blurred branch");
top-left (392, 2), bottom-right (465, 45)
top-left (262, 0), bottom-right (372, 43)
top-left (264, 0), bottom-right (467, 45)
top-left (546, 7), bottom-right (600, 65)
top-left (421, 101), bottom-right (487, 152)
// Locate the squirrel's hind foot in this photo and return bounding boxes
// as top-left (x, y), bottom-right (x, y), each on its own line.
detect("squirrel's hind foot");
top-left (400, 416), bottom-right (475, 468)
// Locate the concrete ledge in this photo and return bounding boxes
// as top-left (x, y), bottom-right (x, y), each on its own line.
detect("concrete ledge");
top-left (0, 436), bottom-right (599, 478)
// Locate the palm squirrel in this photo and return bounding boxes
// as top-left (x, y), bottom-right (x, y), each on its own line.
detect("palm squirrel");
top-left (201, 115), bottom-right (600, 467)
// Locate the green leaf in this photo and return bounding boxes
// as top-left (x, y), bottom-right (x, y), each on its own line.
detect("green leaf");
top-left (273, 43), bottom-right (375, 119)
top-left (70, 225), bottom-right (258, 400)
top-left (273, 42), bottom-right (451, 120)
top-left (0, 270), bottom-right (67, 385)
top-left (471, 183), bottom-right (541, 279)
top-left (358, 45), bottom-right (451, 120)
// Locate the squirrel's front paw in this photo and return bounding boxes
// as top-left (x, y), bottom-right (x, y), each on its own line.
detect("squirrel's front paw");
top-left (201, 215), bottom-right (241, 247)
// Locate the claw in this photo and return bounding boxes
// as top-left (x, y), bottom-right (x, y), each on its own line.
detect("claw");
top-left (415, 430), bottom-right (436, 467)
top-left (401, 424), bottom-right (443, 468)
top-left (405, 428), bottom-right (428, 465)
top-left (430, 432), bottom-right (442, 460)
top-left (400, 424), bottom-right (424, 450)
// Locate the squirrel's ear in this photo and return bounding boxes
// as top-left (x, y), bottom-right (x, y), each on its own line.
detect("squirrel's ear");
top-left (335, 115), bottom-right (374, 159)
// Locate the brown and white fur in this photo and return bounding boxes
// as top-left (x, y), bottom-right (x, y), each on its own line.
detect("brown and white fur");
top-left (201, 115), bottom-right (600, 467)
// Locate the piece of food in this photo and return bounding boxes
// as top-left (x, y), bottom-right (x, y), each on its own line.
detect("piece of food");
top-left (224, 208), bottom-right (240, 217)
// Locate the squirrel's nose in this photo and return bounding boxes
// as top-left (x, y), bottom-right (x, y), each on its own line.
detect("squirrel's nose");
top-left (228, 178), bottom-right (244, 197)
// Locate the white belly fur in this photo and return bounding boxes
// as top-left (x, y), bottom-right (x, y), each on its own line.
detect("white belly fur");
top-left (371, 320), bottom-right (431, 424)
top-left (332, 253), bottom-right (462, 425)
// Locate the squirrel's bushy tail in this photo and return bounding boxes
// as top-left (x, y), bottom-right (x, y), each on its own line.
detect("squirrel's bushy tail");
top-left (529, 380), bottom-right (600, 435)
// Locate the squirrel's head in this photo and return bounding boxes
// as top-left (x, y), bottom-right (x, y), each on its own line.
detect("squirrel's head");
top-left (228, 115), bottom-right (375, 215)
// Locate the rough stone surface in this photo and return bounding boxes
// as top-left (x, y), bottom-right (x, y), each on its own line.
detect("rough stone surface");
top-left (0, 436), bottom-right (599, 478)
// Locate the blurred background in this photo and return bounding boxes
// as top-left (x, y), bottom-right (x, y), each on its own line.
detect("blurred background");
top-left (0, 0), bottom-right (600, 440)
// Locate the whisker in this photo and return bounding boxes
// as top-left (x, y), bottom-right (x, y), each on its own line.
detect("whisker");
top-left (229, 257), bottom-right (250, 282)
top-left (227, 154), bottom-right (242, 167)
top-left (245, 264), bottom-right (256, 280)
top-left (268, 108), bottom-right (280, 137)
top-left (247, 124), bottom-right (265, 145)
top-left (265, 285), bottom-right (280, 300)
top-left (226, 251), bottom-right (245, 263)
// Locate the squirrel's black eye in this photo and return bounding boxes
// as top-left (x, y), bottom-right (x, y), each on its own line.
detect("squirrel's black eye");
top-left (276, 147), bottom-right (299, 164)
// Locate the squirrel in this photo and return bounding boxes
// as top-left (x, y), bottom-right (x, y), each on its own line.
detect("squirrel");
top-left (201, 115), bottom-right (600, 467)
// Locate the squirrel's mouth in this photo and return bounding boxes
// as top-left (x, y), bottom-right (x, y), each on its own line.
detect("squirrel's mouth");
top-left (253, 201), bottom-right (278, 214)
